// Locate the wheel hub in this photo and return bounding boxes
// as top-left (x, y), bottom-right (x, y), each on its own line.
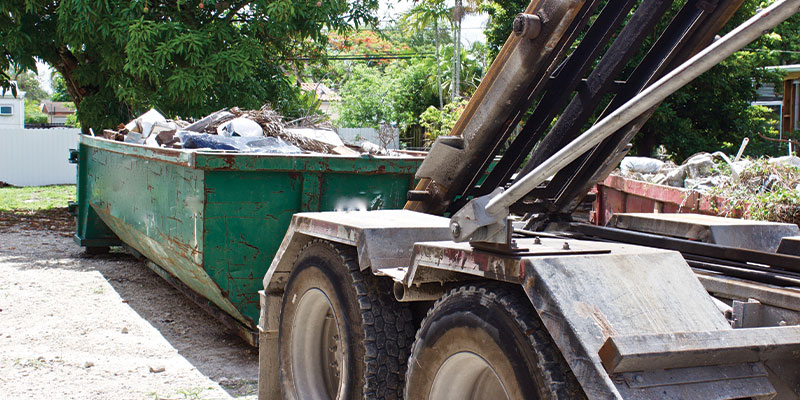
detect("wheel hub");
top-left (291, 288), bottom-right (345, 399)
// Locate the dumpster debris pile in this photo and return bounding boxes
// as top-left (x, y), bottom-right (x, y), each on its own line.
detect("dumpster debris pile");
top-left (618, 154), bottom-right (722, 193)
top-left (617, 154), bottom-right (800, 225)
top-left (102, 106), bottom-right (388, 155)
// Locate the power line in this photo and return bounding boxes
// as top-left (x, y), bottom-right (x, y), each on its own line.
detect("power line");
top-left (291, 53), bottom-right (435, 61)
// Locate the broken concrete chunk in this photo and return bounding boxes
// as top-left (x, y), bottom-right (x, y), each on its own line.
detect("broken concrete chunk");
top-left (124, 132), bottom-right (145, 145)
top-left (769, 156), bottom-right (800, 169)
top-left (360, 141), bottom-right (389, 155)
top-left (155, 130), bottom-right (180, 147)
top-left (664, 165), bottom-right (687, 187)
top-left (685, 153), bottom-right (715, 179)
top-left (331, 146), bottom-right (360, 156)
top-left (102, 130), bottom-right (118, 140)
top-left (620, 157), bottom-right (664, 175)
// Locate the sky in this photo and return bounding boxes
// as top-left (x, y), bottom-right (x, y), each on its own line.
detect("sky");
top-left (378, 0), bottom-right (488, 45)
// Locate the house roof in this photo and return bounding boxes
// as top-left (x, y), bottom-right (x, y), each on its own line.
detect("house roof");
top-left (41, 101), bottom-right (76, 114)
top-left (764, 64), bottom-right (800, 74)
top-left (300, 82), bottom-right (342, 102)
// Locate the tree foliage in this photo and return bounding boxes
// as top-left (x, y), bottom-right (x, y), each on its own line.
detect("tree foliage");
top-left (419, 98), bottom-right (469, 145)
top-left (50, 72), bottom-right (72, 102)
top-left (24, 100), bottom-right (48, 124)
top-left (335, 59), bottom-right (440, 131)
top-left (635, 0), bottom-right (800, 160)
top-left (331, 28), bottom-right (485, 145)
top-left (1, 0), bottom-right (378, 132)
top-left (8, 70), bottom-right (49, 101)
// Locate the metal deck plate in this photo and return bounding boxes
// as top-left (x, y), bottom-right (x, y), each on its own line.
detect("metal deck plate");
top-left (610, 213), bottom-right (799, 252)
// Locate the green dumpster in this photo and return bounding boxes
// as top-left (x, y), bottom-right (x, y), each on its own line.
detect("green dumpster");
top-left (73, 135), bottom-right (423, 343)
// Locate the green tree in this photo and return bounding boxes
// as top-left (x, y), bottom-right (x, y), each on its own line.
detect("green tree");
top-left (481, 0), bottom-right (527, 61)
top-left (402, 0), bottom-right (451, 109)
top-left (8, 70), bottom-right (49, 101)
top-left (390, 60), bottom-right (441, 131)
top-left (336, 65), bottom-right (394, 129)
top-left (335, 59), bottom-right (440, 136)
top-left (634, 0), bottom-right (800, 160)
top-left (419, 98), bottom-right (469, 145)
top-left (1, 0), bottom-right (378, 133)
top-left (50, 72), bottom-right (72, 102)
top-left (24, 100), bottom-right (48, 124)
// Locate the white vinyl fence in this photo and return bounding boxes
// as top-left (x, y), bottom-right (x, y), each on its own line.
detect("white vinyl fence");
top-left (0, 128), bottom-right (80, 186)
top-left (338, 127), bottom-right (400, 150)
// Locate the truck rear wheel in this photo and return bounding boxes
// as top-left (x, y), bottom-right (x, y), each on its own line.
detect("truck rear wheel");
top-left (405, 284), bottom-right (584, 400)
top-left (278, 239), bottom-right (414, 400)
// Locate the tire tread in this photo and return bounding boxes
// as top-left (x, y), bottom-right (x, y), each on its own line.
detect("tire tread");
top-left (406, 283), bottom-right (586, 399)
top-left (298, 239), bottom-right (415, 400)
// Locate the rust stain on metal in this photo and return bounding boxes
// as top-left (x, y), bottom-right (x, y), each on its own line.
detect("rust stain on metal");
top-left (574, 301), bottom-right (618, 340)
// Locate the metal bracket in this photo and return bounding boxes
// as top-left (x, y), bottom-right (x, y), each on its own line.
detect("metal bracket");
top-left (449, 187), bottom-right (509, 244)
top-left (732, 298), bottom-right (763, 328)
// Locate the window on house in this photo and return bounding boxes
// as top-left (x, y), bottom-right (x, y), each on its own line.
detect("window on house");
top-left (0, 105), bottom-right (12, 116)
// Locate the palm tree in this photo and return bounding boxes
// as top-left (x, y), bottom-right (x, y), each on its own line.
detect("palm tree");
top-left (448, 0), bottom-right (483, 101)
top-left (402, 0), bottom-right (450, 109)
top-left (452, 0), bottom-right (464, 101)
top-left (405, 0), bottom-right (482, 102)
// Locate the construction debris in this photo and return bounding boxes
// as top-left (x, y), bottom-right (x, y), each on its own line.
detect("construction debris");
top-left (617, 154), bottom-right (800, 225)
top-left (101, 105), bottom-right (397, 156)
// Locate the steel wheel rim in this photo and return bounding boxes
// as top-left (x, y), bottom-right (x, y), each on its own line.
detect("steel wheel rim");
top-left (291, 288), bottom-right (344, 400)
top-left (429, 351), bottom-right (510, 400)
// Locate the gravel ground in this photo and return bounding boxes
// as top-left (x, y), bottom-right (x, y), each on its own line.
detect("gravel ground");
top-left (0, 215), bottom-right (258, 400)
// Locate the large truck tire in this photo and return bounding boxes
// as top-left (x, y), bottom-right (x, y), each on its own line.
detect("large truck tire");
top-left (405, 284), bottom-right (585, 400)
top-left (278, 239), bottom-right (414, 400)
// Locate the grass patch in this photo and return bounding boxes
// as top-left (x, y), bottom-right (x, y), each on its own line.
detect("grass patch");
top-left (0, 185), bottom-right (76, 212)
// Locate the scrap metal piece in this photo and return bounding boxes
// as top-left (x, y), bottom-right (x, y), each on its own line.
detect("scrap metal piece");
top-left (405, 0), bottom-right (593, 215)
top-left (486, 0), bottom-right (800, 223)
top-left (598, 326), bottom-right (800, 373)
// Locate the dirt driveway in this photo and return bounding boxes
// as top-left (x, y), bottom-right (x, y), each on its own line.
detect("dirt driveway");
top-left (0, 217), bottom-right (258, 400)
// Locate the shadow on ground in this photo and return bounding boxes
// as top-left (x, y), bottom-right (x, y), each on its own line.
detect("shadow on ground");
top-left (0, 220), bottom-right (259, 398)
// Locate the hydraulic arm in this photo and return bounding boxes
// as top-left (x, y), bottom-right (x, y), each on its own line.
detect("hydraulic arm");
top-left (450, 0), bottom-right (800, 245)
top-left (405, 0), bottom-right (758, 229)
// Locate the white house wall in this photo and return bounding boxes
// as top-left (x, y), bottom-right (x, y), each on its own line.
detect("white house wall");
top-left (0, 96), bottom-right (25, 129)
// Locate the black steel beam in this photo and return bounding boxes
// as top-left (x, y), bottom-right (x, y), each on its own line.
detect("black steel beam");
top-left (517, 0), bottom-right (676, 180)
top-left (442, 0), bottom-right (607, 215)
top-left (572, 223), bottom-right (800, 274)
top-left (547, 0), bottom-right (744, 217)
top-left (468, 0), bottom-right (639, 200)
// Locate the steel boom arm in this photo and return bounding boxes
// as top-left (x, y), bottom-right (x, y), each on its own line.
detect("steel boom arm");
top-left (450, 0), bottom-right (800, 244)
